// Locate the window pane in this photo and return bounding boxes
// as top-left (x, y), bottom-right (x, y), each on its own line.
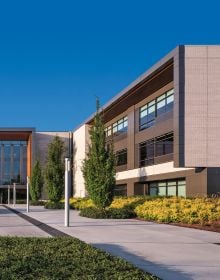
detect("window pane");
top-left (167, 89), bottom-right (174, 96)
top-left (114, 185), bottom-right (127, 196)
top-left (167, 94), bottom-right (174, 104)
top-left (118, 122), bottom-right (124, 131)
top-left (140, 104), bottom-right (147, 112)
top-left (167, 181), bottom-right (176, 187)
top-left (148, 100), bottom-right (155, 107)
top-left (157, 100), bottom-right (166, 116)
top-left (157, 94), bottom-right (166, 102)
top-left (158, 186), bottom-right (166, 196)
top-left (178, 185), bottom-right (186, 197)
top-left (124, 119), bottom-right (128, 128)
top-left (167, 186), bottom-right (176, 196)
top-left (150, 187), bottom-right (158, 196)
top-left (140, 109), bottom-right (147, 118)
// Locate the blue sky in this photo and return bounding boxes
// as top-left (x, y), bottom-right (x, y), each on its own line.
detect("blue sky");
top-left (0, 0), bottom-right (219, 131)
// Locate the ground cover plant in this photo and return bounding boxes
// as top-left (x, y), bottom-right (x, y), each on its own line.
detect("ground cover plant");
top-left (0, 237), bottom-right (158, 280)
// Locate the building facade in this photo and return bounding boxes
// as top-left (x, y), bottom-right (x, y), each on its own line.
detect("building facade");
top-left (0, 128), bottom-right (71, 202)
top-left (1, 45), bottom-right (220, 200)
top-left (73, 45), bottom-right (220, 198)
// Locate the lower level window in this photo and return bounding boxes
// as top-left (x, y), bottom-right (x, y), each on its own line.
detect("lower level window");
top-left (149, 179), bottom-right (186, 197)
top-left (114, 184), bottom-right (127, 196)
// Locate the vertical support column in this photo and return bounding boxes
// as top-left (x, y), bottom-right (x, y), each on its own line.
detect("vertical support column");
top-left (65, 158), bottom-right (70, 227)
top-left (13, 183), bottom-right (16, 207)
top-left (27, 176), bottom-right (30, 213)
top-left (10, 144), bottom-right (14, 184)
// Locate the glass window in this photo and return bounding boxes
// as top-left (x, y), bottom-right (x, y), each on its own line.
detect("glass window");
top-left (116, 149), bottom-right (127, 166)
top-left (140, 139), bottom-right (154, 167)
top-left (155, 133), bottom-right (173, 157)
top-left (111, 116), bottom-right (128, 135)
top-left (0, 140), bottom-right (27, 185)
top-left (148, 179), bottom-right (185, 197)
top-left (114, 184), bottom-right (127, 196)
top-left (139, 89), bottom-right (174, 131)
top-left (178, 185), bottom-right (186, 197)
top-left (149, 187), bottom-right (158, 196)
top-left (167, 186), bottom-right (176, 196)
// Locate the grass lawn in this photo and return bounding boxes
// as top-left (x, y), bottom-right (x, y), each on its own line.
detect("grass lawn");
top-left (0, 237), bottom-right (158, 280)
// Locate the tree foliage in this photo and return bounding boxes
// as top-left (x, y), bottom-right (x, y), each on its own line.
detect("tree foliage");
top-left (44, 136), bottom-right (65, 202)
top-left (30, 160), bottom-right (43, 201)
top-left (82, 100), bottom-right (115, 209)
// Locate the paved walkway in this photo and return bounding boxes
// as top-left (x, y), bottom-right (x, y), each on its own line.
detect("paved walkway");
top-left (1, 205), bottom-right (220, 280)
top-left (0, 206), bottom-right (49, 237)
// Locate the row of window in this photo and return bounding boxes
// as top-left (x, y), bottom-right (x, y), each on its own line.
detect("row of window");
top-left (114, 179), bottom-right (186, 197)
top-left (105, 88), bottom-right (174, 136)
top-left (105, 116), bottom-right (128, 137)
top-left (140, 132), bottom-right (173, 167)
top-left (149, 179), bottom-right (186, 197)
top-left (139, 89), bottom-right (174, 130)
top-left (115, 132), bottom-right (173, 167)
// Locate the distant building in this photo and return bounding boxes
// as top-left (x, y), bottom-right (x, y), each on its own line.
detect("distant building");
top-left (0, 128), bottom-right (71, 202)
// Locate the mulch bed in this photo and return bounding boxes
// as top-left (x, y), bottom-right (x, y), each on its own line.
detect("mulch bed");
top-left (135, 218), bottom-right (220, 233)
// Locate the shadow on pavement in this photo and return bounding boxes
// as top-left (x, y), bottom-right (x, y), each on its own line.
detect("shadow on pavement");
top-left (93, 243), bottom-right (194, 280)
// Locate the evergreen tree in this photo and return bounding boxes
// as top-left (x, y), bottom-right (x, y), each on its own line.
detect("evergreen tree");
top-left (30, 160), bottom-right (43, 201)
top-left (44, 136), bottom-right (65, 202)
top-left (82, 99), bottom-right (116, 209)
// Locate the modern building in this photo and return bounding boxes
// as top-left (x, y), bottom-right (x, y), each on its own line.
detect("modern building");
top-left (1, 45), bottom-right (220, 200)
top-left (0, 128), bottom-right (71, 202)
top-left (73, 45), bottom-right (220, 198)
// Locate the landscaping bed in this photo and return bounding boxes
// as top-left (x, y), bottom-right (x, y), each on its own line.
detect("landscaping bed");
top-left (0, 236), bottom-right (158, 280)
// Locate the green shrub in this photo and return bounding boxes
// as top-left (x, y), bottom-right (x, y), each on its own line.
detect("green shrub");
top-left (44, 201), bottom-right (64, 209)
top-left (30, 200), bottom-right (46, 206)
top-left (80, 207), bottom-right (135, 219)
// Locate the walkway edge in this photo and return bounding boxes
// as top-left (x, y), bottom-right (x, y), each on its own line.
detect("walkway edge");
top-left (3, 205), bottom-right (70, 237)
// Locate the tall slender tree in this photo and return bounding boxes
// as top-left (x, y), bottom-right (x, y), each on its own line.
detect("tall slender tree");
top-left (30, 160), bottom-right (43, 201)
top-left (44, 136), bottom-right (65, 202)
top-left (82, 99), bottom-right (115, 209)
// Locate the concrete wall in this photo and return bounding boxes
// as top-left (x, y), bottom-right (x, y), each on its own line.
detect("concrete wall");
top-left (184, 46), bottom-right (220, 167)
top-left (72, 124), bottom-right (90, 197)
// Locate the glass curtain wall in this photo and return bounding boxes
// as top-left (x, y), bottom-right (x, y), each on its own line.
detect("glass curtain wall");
top-left (0, 141), bottom-right (27, 185)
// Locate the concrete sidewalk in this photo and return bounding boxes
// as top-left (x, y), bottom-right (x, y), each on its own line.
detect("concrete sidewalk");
top-left (8, 205), bottom-right (220, 280)
top-left (0, 206), bottom-right (49, 237)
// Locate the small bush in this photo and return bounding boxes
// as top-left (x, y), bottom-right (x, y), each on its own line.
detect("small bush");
top-left (80, 207), bottom-right (135, 219)
top-left (44, 201), bottom-right (64, 209)
top-left (30, 200), bottom-right (46, 206)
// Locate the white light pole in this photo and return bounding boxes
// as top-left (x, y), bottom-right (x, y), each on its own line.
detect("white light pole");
top-left (8, 185), bottom-right (10, 205)
top-left (64, 158), bottom-right (70, 227)
top-left (27, 176), bottom-right (30, 213)
top-left (13, 183), bottom-right (16, 207)
top-left (65, 158), bottom-right (70, 227)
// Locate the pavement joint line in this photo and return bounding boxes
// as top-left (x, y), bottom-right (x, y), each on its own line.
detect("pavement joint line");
top-left (3, 205), bottom-right (71, 237)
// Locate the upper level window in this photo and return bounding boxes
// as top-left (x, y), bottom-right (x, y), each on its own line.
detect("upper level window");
top-left (155, 133), bottom-right (173, 157)
top-left (116, 149), bottom-right (127, 166)
top-left (139, 89), bottom-right (174, 131)
top-left (139, 132), bottom-right (173, 167)
top-left (105, 116), bottom-right (128, 137)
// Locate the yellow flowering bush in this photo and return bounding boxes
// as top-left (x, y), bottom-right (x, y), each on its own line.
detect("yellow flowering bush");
top-left (109, 196), bottom-right (147, 210)
top-left (135, 197), bottom-right (220, 225)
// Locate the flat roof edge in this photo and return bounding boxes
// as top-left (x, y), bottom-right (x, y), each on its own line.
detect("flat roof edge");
top-left (73, 45), bottom-right (180, 132)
